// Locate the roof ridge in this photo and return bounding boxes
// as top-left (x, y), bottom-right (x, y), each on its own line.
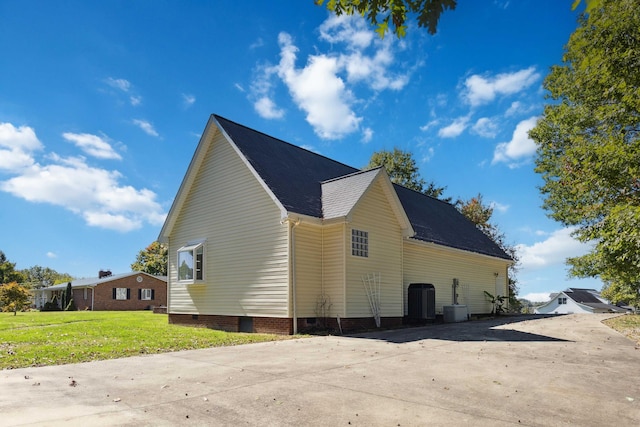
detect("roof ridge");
top-left (321, 166), bottom-right (383, 184)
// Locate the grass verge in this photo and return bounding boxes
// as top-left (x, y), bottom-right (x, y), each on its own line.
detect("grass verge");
top-left (0, 311), bottom-right (287, 369)
top-left (603, 314), bottom-right (640, 345)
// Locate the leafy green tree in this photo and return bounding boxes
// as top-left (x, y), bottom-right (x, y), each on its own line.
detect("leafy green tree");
top-left (572, 0), bottom-right (603, 13)
top-left (366, 147), bottom-right (449, 200)
top-left (131, 242), bottom-right (168, 276)
top-left (315, 0), bottom-right (456, 38)
top-left (0, 282), bottom-right (32, 315)
top-left (529, 0), bottom-right (640, 303)
top-left (601, 281), bottom-right (640, 310)
top-left (0, 251), bottom-right (26, 285)
top-left (21, 266), bottom-right (74, 289)
top-left (456, 194), bottom-right (521, 311)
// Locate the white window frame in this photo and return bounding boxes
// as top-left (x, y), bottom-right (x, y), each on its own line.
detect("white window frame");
top-left (140, 288), bottom-right (152, 300)
top-left (351, 229), bottom-right (369, 258)
top-left (177, 240), bottom-right (205, 283)
top-left (115, 288), bottom-right (128, 300)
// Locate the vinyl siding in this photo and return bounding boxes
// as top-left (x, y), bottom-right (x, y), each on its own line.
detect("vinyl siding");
top-left (168, 130), bottom-right (289, 317)
top-left (403, 241), bottom-right (509, 315)
top-left (293, 223), bottom-right (323, 317)
top-left (321, 223), bottom-right (346, 317)
top-left (344, 179), bottom-right (404, 318)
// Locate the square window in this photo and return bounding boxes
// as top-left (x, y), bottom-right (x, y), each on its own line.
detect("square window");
top-left (351, 229), bottom-right (368, 257)
top-left (115, 288), bottom-right (128, 300)
top-left (140, 289), bottom-right (153, 300)
top-left (178, 241), bottom-right (205, 282)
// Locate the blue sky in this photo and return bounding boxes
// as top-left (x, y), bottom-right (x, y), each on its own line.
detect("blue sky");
top-left (0, 1), bottom-right (598, 302)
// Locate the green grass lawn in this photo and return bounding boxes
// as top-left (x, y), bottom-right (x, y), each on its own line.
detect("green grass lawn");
top-left (603, 314), bottom-right (640, 346)
top-left (0, 311), bottom-right (285, 370)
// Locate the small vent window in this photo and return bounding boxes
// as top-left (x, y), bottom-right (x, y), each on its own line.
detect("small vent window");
top-left (351, 229), bottom-right (369, 257)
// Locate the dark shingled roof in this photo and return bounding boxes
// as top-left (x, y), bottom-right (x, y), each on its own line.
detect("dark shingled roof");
top-left (215, 115), bottom-right (512, 261)
top-left (565, 289), bottom-right (603, 304)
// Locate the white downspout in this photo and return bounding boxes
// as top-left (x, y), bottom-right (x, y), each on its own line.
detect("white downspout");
top-left (290, 218), bottom-right (301, 334)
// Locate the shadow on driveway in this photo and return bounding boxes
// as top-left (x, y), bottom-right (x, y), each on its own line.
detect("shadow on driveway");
top-left (347, 314), bottom-right (570, 344)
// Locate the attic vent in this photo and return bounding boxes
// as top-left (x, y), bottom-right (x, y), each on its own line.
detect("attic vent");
top-left (99, 270), bottom-right (112, 279)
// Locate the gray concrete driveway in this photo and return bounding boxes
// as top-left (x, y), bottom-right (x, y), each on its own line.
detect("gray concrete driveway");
top-left (1, 314), bottom-right (638, 426)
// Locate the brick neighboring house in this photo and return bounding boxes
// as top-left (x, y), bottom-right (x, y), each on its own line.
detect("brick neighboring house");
top-left (36, 271), bottom-right (167, 311)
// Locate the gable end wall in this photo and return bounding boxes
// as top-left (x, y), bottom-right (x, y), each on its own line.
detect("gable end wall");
top-left (167, 130), bottom-right (289, 317)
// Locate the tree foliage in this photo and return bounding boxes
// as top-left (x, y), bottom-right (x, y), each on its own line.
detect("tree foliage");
top-left (0, 282), bottom-right (32, 315)
top-left (21, 265), bottom-right (74, 289)
top-left (366, 147), bottom-right (448, 200)
top-left (0, 251), bottom-right (26, 285)
top-left (131, 242), bottom-right (168, 276)
top-left (529, 0), bottom-right (640, 303)
top-left (315, 0), bottom-right (456, 38)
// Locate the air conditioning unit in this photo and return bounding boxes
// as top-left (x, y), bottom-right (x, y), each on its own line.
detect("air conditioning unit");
top-left (443, 305), bottom-right (468, 323)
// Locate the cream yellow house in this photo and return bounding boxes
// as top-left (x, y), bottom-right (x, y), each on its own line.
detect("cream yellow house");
top-left (158, 115), bottom-right (513, 334)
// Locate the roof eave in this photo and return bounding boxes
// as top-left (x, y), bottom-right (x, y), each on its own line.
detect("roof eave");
top-left (404, 237), bottom-right (513, 263)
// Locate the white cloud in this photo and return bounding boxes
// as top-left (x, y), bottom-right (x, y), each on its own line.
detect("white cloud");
top-left (438, 115), bottom-right (470, 138)
top-left (516, 227), bottom-right (592, 270)
top-left (471, 117), bottom-right (499, 138)
top-left (463, 67), bottom-right (540, 106)
top-left (420, 119), bottom-right (439, 132)
top-left (250, 37), bottom-right (264, 50)
top-left (104, 77), bottom-right (141, 106)
top-left (182, 93), bottom-right (196, 108)
top-left (254, 96), bottom-right (285, 119)
top-left (105, 77), bottom-right (131, 92)
top-left (504, 100), bottom-right (536, 117)
top-left (318, 14), bottom-right (374, 50)
top-left (132, 119), bottom-right (159, 137)
top-left (521, 292), bottom-right (553, 303)
top-left (0, 122), bottom-right (42, 173)
top-left (422, 147), bottom-right (435, 162)
top-left (0, 154), bottom-right (165, 232)
top-left (250, 62), bottom-right (285, 120)
top-left (46, 252), bottom-right (57, 259)
top-left (250, 15), bottom-right (412, 139)
top-left (62, 132), bottom-right (121, 160)
top-left (490, 201), bottom-right (509, 213)
top-left (492, 116), bottom-right (539, 166)
top-left (320, 16), bottom-right (410, 91)
top-left (361, 127), bottom-right (373, 143)
top-left (276, 32), bottom-right (361, 139)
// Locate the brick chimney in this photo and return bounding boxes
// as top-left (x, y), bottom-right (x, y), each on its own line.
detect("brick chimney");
top-left (99, 270), bottom-right (112, 279)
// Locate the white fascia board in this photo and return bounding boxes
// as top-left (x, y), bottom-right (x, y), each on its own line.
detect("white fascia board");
top-left (404, 237), bottom-right (514, 264)
top-left (214, 117), bottom-right (289, 222)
